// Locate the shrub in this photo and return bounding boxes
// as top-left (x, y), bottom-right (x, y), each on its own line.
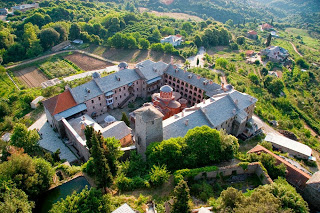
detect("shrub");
top-left (149, 165), bottom-right (170, 187)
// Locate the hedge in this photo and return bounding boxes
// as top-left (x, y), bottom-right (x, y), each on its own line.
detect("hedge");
top-left (173, 165), bottom-right (218, 184)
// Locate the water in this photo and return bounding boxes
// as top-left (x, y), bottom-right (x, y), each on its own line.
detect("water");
top-left (35, 176), bottom-right (91, 213)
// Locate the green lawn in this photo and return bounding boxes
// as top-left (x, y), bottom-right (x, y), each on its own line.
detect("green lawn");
top-left (0, 72), bottom-right (18, 98)
top-left (286, 28), bottom-right (320, 48)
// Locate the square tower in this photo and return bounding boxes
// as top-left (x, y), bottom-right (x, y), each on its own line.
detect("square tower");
top-left (134, 104), bottom-right (164, 158)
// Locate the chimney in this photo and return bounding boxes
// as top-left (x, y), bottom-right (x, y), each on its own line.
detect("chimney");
top-left (181, 110), bottom-right (185, 117)
top-left (221, 82), bottom-right (225, 90)
top-left (188, 74), bottom-right (192, 79)
top-left (210, 97), bottom-right (215, 102)
top-left (233, 108), bottom-right (236, 115)
top-left (171, 56), bottom-right (174, 65)
top-left (194, 103), bottom-right (197, 107)
top-left (185, 119), bottom-right (189, 126)
top-left (184, 67), bottom-right (187, 73)
top-left (197, 75), bottom-right (201, 79)
top-left (175, 68), bottom-right (179, 73)
top-left (250, 97), bottom-right (254, 102)
top-left (202, 99), bottom-right (206, 104)
top-left (174, 114), bottom-right (179, 119)
top-left (65, 84), bottom-right (70, 90)
top-left (82, 115), bottom-right (86, 121)
top-left (234, 99), bottom-right (238, 105)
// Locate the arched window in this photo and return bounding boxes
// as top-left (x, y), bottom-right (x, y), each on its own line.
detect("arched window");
top-left (181, 82), bottom-right (185, 86)
top-left (190, 85), bottom-right (193, 89)
top-left (173, 78), bottom-right (176, 82)
top-left (169, 76), bottom-right (172, 80)
top-left (177, 80), bottom-right (180, 83)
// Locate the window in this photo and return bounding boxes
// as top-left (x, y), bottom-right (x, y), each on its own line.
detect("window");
top-left (173, 78), bottom-right (176, 82)
top-left (119, 88), bottom-right (121, 92)
top-left (137, 88), bottom-right (139, 91)
top-left (151, 121), bottom-right (154, 125)
top-left (120, 95), bottom-right (122, 98)
top-left (123, 87), bottom-right (125, 90)
top-left (124, 93), bottom-right (126, 96)
top-left (116, 97), bottom-right (118, 100)
top-left (91, 100), bottom-right (94, 103)
top-left (115, 90), bottom-right (117, 94)
top-left (190, 85), bottom-right (193, 89)
top-left (177, 80), bottom-right (180, 83)
top-left (93, 106), bottom-right (95, 109)
top-left (100, 103), bottom-right (102, 106)
top-left (181, 82), bottom-right (184, 86)
top-left (165, 79), bottom-right (168, 83)
top-left (98, 97), bottom-right (101, 101)
top-left (169, 76), bottom-right (172, 80)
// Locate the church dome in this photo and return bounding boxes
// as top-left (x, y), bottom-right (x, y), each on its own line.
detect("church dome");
top-left (104, 115), bottom-right (116, 123)
top-left (92, 72), bottom-right (101, 78)
top-left (160, 85), bottom-right (173, 93)
top-left (118, 62), bottom-right (128, 69)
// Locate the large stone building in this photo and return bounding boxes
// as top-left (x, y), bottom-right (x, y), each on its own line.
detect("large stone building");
top-left (43, 59), bottom-right (257, 160)
top-left (135, 90), bottom-right (257, 156)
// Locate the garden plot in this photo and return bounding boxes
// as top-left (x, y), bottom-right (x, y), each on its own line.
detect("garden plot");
top-left (64, 53), bottom-right (114, 71)
top-left (14, 66), bottom-right (48, 88)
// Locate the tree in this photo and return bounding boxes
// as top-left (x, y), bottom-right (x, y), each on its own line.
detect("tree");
top-left (138, 38), bottom-right (150, 50)
top-left (40, 28), bottom-right (60, 50)
top-left (0, 101), bottom-right (11, 118)
top-left (50, 187), bottom-right (111, 213)
top-left (69, 23), bottom-right (81, 40)
top-left (219, 130), bottom-right (239, 161)
top-left (182, 22), bottom-right (193, 34)
top-left (90, 133), bottom-right (112, 192)
top-left (267, 79), bottom-right (284, 97)
top-left (121, 112), bottom-right (130, 127)
top-left (266, 33), bottom-right (272, 47)
top-left (296, 58), bottom-right (309, 69)
top-left (261, 67), bottom-right (268, 76)
top-left (236, 36), bottom-right (245, 45)
top-left (53, 25), bottom-right (68, 42)
top-left (0, 152), bottom-right (54, 197)
top-left (123, 34), bottom-right (137, 49)
top-left (149, 165), bottom-right (170, 186)
top-left (150, 43), bottom-right (164, 52)
top-left (196, 58), bottom-right (200, 66)
top-left (84, 125), bottom-right (95, 150)
top-left (194, 35), bottom-right (202, 47)
top-left (225, 19), bottom-right (234, 27)
top-left (109, 33), bottom-right (124, 48)
top-left (149, 29), bottom-right (161, 43)
top-left (185, 126), bottom-right (221, 167)
top-left (220, 187), bottom-right (244, 209)
top-left (0, 180), bottom-right (34, 212)
top-left (10, 123), bottom-right (40, 154)
top-left (215, 58), bottom-right (228, 69)
top-left (248, 73), bottom-right (259, 85)
top-left (0, 28), bottom-right (15, 49)
top-left (101, 137), bottom-right (123, 176)
top-left (161, 26), bottom-right (175, 36)
top-left (164, 43), bottom-right (174, 53)
top-left (172, 180), bottom-right (192, 213)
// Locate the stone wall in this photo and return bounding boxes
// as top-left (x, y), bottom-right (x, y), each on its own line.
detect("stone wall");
top-left (62, 118), bottom-right (89, 161)
top-left (194, 162), bottom-right (273, 185)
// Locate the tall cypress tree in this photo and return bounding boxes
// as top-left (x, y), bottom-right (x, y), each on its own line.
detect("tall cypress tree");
top-left (266, 33), bottom-right (272, 47)
top-left (172, 180), bottom-right (192, 213)
top-left (84, 125), bottom-right (95, 150)
top-left (91, 132), bottom-right (113, 193)
top-left (121, 112), bottom-right (130, 127)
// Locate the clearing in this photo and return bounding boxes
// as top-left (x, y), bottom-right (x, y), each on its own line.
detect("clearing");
top-left (64, 53), bottom-right (114, 71)
top-left (139, 7), bottom-right (203, 21)
top-left (14, 66), bottom-right (48, 88)
top-left (84, 45), bottom-right (185, 66)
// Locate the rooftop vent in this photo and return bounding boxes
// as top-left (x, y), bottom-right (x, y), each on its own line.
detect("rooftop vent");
top-left (197, 75), bottom-right (201, 79)
top-left (234, 99), bottom-right (238, 105)
top-left (250, 97), bottom-right (254, 102)
top-left (85, 88), bottom-right (91, 93)
top-left (115, 75), bottom-right (121, 81)
top-left (188, 74), bottom-right (192, 79)
top-left (153, 67), bottom-right (157, 72)
top-left (233, 108), bottom-right (236, 115)
top-left (185, 119), bottom-right (189, 126)
top-left (203, 80), bottom-right (208, 85)
top-left (175, 68), bottom-right (179, 73)
top-left (181, 110), bottom-right (185, 117)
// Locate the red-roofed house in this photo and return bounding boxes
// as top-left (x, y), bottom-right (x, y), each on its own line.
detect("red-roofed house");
top-left (261, 23), bottom-right (273, 31)
top-left (43, 89), bottom-right (86, 136)
top-left (247, 30), bottom-right (258, 39)
top-left (248, 145), bottom-right (311, 191)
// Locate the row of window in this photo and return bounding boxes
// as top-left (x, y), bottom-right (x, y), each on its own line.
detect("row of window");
top-left (165, 75), bottom-right (202, 93)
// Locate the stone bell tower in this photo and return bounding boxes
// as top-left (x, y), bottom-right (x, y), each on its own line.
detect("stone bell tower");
top-left (134, 104), bottom-right (164, 158)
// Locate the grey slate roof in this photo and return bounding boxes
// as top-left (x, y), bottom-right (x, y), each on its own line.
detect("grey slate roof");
top-left (135, 60), bottom-right (168, 81)
top-left (163, 109), bottom-right (212, 140)
top-left (135, 104), bottom-right (164, 122)
top-left (163, 91), bottom-right (257, 140)
top-left (164, 65), bottom-right (222, 96)
top-left (54, 104), bottom-right (87, 121)
top-left (71, 80), bottom-right (103, 103)
top-left (102, 121), bottom-right (132, 140)
top-left (94, 69), bottom-right (141, 93)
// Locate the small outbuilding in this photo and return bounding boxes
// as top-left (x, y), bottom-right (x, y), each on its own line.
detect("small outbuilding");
top-left (264, 133), bottom-right (314, 160)
top-left (72, 39), bottom-right (83, 44)
top-left (112, 203), bottom-right (135, 213)
top-left (31, 96), bottom-right (44, 109)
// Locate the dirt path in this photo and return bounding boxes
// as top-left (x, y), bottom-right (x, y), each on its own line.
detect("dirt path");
top-left (5, 50), bottom-right (117, 70)
top-left (289, 41), bottom-right (303, 57)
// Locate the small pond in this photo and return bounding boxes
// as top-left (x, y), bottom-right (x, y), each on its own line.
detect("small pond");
top-left (35, 176), bottom-right (91, 213)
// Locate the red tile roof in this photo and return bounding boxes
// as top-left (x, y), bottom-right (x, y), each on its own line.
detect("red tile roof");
top-left (43, 90), bottom-right (77, 116)
top-left (246, 50), bottom-right (255, 55)
top-left (248, 30), bottom-right (257, 35)
top-left (248, 145), bottom-right (311, 189)
top-left (262, 23), bottom-right (273, 30)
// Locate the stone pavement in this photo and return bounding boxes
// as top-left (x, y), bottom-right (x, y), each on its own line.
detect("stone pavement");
top-left (29, 113), bottom-right (78, 163)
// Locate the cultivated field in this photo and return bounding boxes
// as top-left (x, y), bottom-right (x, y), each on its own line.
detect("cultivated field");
top-left (64, 53), bottom-right (114, 71)
top-left (14, 66), bottom-right (48, 88)
top-left (139, 7), bottom-right (203, 22)
top-left (84, 45), bottom-right (185, 65)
